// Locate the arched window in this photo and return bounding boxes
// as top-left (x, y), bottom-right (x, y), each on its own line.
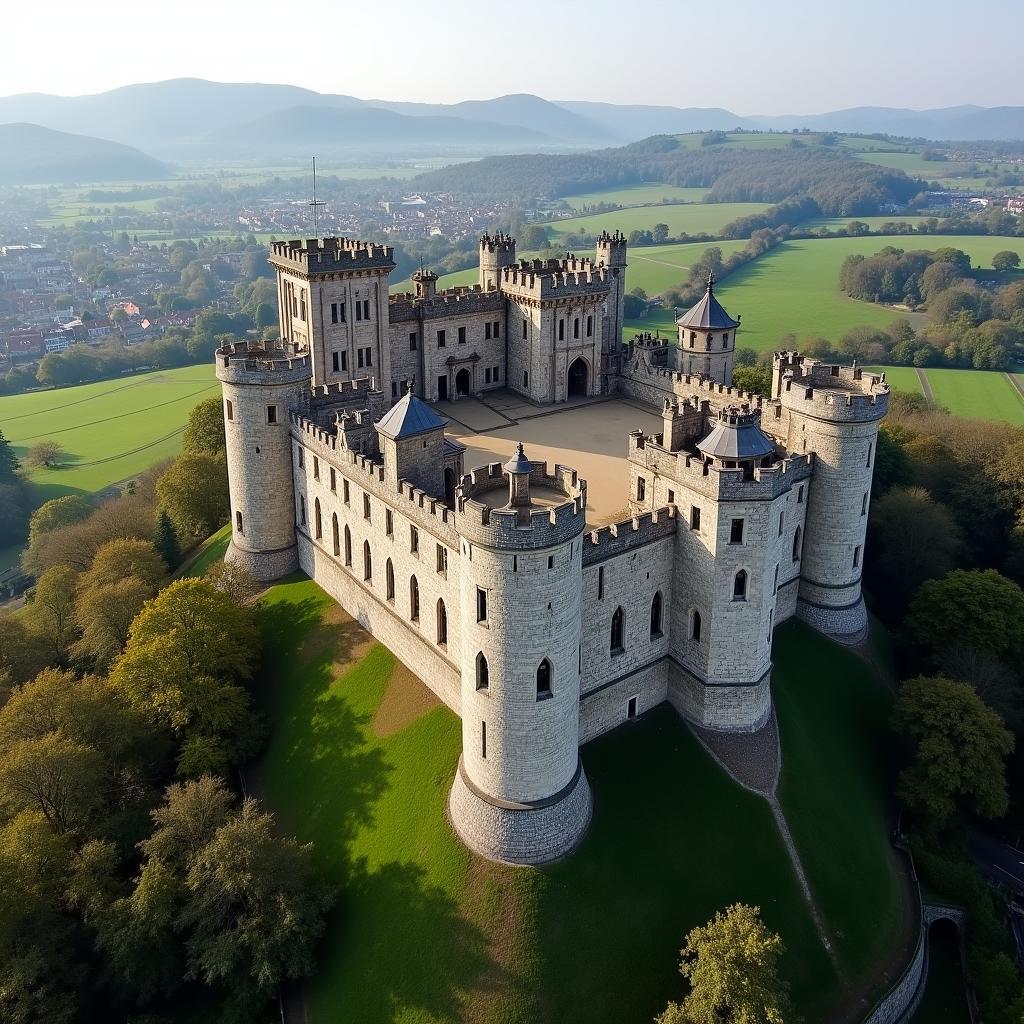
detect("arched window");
top-left (610, 606), bottom-right (624, 652)
top-left (650, 592), bottom-right (663, 638)
top-left (410, 575), bottom-right (420, 622)
top-left (536, 658), bottom-right (552, 699)
top-left (363, 540), bottom-right (372, 582)
top-left (792, 526), bottom-right (802, 562)
top-left (314, 498), bottom-right (322, 540)
top-left (733, 570), bottom-right (748, 601)
top-left (476, 652), bottom-right (489, 691)
top-left (436, 598), bottom-right (447, 647)
top-left (690, 609), bottom-right (702, 642)
top-left (344, 525), bottom-right (352, 566)
top-left (386, 558), bottom-right (395, 601)
top-left (332, 513), bottom-right (340, 556)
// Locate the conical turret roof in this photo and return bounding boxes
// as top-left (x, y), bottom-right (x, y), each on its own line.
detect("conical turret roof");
top-left (375, 385), bottom-right (446, 440)
top-left (676, 273), bottom-right (740, 330)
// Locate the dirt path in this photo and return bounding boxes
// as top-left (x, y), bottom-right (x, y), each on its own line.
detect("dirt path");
top-left (1006, 372), bottom-right (1024, 402)
top-left (915, 367), bottom-right (935, 407)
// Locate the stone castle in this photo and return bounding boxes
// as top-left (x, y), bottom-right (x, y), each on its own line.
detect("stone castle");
top-left (216, 232), bottom-right (889, 864)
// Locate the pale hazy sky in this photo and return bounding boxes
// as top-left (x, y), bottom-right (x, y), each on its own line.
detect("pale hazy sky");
top-left (2, 0), bottom-right (1018, 113)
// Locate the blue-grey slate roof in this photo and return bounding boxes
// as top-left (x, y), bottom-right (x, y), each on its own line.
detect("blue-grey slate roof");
top-left (375, 391), bottom-right (447, 439)
top-left (676, 274), bottom-right (740, 330)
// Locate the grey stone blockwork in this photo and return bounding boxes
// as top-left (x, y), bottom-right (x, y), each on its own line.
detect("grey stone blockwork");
top-left (225, 539), bottom-right (298, 581)
top-left (449, 756), bottom-right (593, 865)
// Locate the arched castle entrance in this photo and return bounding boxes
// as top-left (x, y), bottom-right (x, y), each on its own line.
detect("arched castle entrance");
top-left (456, 368), bottom-right (471, 397)
top-left (568, 358), bottom-right (588, 398)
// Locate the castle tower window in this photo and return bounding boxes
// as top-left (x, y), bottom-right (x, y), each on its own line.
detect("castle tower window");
top-left (494, 366), bottom-right (500, 382)
top-left (314, 498), bottom-right (322, 540)
top-left (690, 609), bottom-right (702, 642)
top-left (862, 492), bottom-right (869, 515)
top-left (297, 445), bottom-right (304, 468)
top-left (299, 297), bottom-right (306, 321)
top-left (797, 485), bottom-right (804, 504)
top-left (330, 468), bottom-right (336, 493)
top-left (558, 319), bottom-right (565, 341)
top-left (476, 652), bottom-right (489, 691)
top-left (668, 489), bottom-right (675, 505)
top-left (341, 351), bottom-right (348, 371)
top-left (225, 399), bottom-right (233, 421)
top-left (365, 348), bottom-right (373, 366)
top-left (267, 405), bottom-right (277, 424)
top-left (730, 518), bottom-right (744, 545)
top-left (853, 545), bottom-right (861, 569)
top-left (409, 331), bottom-right (417, 351)
top-left (773, 564), bottom-right (779, 594)
top-left (331, 302), bottom-right (338, 324)
top-left (436, 598), bottom-right (448, 647)
top-left (363, 494), bottom-right (371, 520)
top-left (586, 315), bottom-right (593, 337)
top-left (573, 317), bottom-right (580, 339)
top-left (522, 320), bottom-right (527, 339)
top-left (437, 329), bottom-right (446, 348)
top-left (460, 326), bottom-right (468, 344)
top-left (339, 302), bottom-right (346, 323)
top-left (436, 544), bottom-right (448, 577)
top-left (363, 300), bottom-right (370, 320)
top-left (481, 721), bottom-right (487, 758)
top-left (344, 525), bottom-right (352, 567)
top-left (476, 587), bottom-right (488, 624)
top-left (410, 576), bottom-right (420, 622)
top-left (333, 352), bottom-right (340, 373)
top-left (536, 659), bottom-right (552, 700)
top-left (485, 368), bottom-right (491, 384)
top-left (385, 509), bottom-right (393, 537)
top-left (523, 371), bottom-right (529, 389)
top-left (332, 513), bottom-right (340, 557)
top-left (364, 541), bottom-right (372, 582)
top-left (598, 565), bottom-right (604, 599)
top-left (411, 525), bottom-right (419, 554)
top-left (610, 606), bottom-right (625, 653)
top-left (356, 303), bottom-right (362, 322)
top-left (733, 570), bottom-right (748, 601)
top-left (866, 443), bottom-right (873, 468)
top-left (235, 510), bottom-right (243, 534)
top-left (792, 526), bottom-right (802, 562)
top-left (299, 495), bottom-right (306, 525)
top-left (357, 349), bottom-right (364, 369)
top-left (313, 456), bottom-right (320, 481)
top-left (779, 512), bottom-right (784, 537)
top-left (493, 321), bottom-right (499, 338)
top-left (636, 477), bottom-right (646, 502)
top-left (690, 506), bottom-right (701, 531)
top-left (386, 559), bottom-right (395, 602)
top-left (650, 592), bottom-right (663, 638)
top-left (343, 480), bottom-right (350, 504)
top-left (485, 322), bottom-right (491, 340)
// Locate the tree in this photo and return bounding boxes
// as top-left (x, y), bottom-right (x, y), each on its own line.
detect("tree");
top-left (207, 560), bottom-right (261, 604)
top-left (893, 676), bottom-right (1014, 822)
top-left (73, 577), bottom-right (153, 667)
top-left (0, 428), bottom-right (19, 483)
top-left (28, 565), bottom-right (81, 659)
top-left (181, 396), bottom-right (226, 456)
top-left (27, 495), bottom-right (92, 549)
top-left (81, 538), bottom-right (166, 591)
top-left (154, 509), bottom-right (182, 569)
top-left (156, 452), bottom-right (229, 538)
top-left (992, 250), bottom-right (1020, 272)
top-left (25, 440), bottom-right (67, 468)
top-left (657, 903), bottom-right (790, 1024)
top-left (731, 366), bottom-right (772, 397)
top-left (652, 222), bottom-right (670, 244)
top-left (903, 569), bottom-right (1024, 669)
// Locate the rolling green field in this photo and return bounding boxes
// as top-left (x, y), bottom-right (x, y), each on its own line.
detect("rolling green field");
top-left (254, 574), bottom-right (904, 1024)
top-left (545, 201), bottom-right (773, 241)
top-left (558, 184), bottom-right (710, 209)
top-left (804, 216), bottom-right (932, 233)
top-left (863, 365), bottom-right (924, 395)
top-left (925, 367), bottom-right (1024, 424)
top-left (0, 365), bottom-right (218, 504)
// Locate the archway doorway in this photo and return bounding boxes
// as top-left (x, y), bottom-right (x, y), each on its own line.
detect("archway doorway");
top-left (455, 368), bottom-right (471, 397)
top-left (568, 357), bottom-right (588, 397)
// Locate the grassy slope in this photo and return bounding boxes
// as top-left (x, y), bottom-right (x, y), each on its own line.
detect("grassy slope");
top-left (0, 365), bottom-right (217, 502)
top-left (545, 202), bottom-right (773, 241)
top-left (863, 365), bottom-right (924, 395)
top-left (560, 184), bottom-right (709, 209)
top-left (925, 367), bottom-right (1024, 425)
top-left (255, 575), bottom-right (912, 1023)
top-left (774, 622), bottom-right (903, 982)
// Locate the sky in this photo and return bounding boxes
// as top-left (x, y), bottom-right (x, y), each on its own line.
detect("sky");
top-left (2, 0), bottom-right (1019, 114)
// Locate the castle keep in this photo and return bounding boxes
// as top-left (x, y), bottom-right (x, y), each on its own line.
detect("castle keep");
top-left (217, 233), bottom-right (889, 865)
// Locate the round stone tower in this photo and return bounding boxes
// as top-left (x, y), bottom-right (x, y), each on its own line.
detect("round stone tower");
top-left (216, 339), bottom-right (312, 581)
top-left (450, 443), bottom-right (591, 864)
top-left (479, 233), bottom-right (516, 291)
top-left (676, 273), bottom-right (739, 384)
top-left (773, 354), bottom-right (889, 642)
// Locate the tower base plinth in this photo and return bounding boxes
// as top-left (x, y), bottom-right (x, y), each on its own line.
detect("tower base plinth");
top-left (449, 758), bottom-right (592, 866)
top-left (796, 595), bottom-right (868, 645)
top-left (225, 539), bottom-right (299, 583)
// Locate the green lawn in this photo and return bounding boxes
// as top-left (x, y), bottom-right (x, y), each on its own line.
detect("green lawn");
top-left (804, 216), bottom-right (932, 233)
top-left (0, 365), bottom-right (218, 503)
top-left (924, 368), bottom-right (1024, 424)
top-left (545, 202), bottom-right (772, 241)
top-left (863, 365), bottom-right (924, 395)
top-left (774, 622), bottom-right (904, 983)
top-left (559, 184), bottom-right (709, 210)
top-left (253, 575), bottom-right (913, 1023)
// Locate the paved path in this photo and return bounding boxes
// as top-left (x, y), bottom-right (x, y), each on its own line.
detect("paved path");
top-left (915, 367), bottom-right (935, 407)
top-left (1006, 372), bottom-right (1024, 403)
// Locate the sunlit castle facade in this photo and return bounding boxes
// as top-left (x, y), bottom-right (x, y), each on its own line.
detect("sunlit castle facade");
top-left (216, 232), bottom-right (889, 865)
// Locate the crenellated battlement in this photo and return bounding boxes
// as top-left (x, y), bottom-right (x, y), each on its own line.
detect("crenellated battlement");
top-left (455, 461), bottom-right (587, 550)
top-left (595, 230), bottom-right (628, 265)
top-left (269, 236), bottom-right (396, 276)
top-left (629, 429), bottom-right (813, 501)
top-left (498, 257), bottom-right (611, 301)
top-left (624, 351), bottom-right (764, 409)
top-left (479, 232), bottom-right (517, 254)
top-left (389, 284), bottom-right (505, 321)
top-left (774, 351), bottom-right (890, 423)
top-left (215, 338), bottom-right (311, 386)
top-left (582, 506), bottom-right (678, 566)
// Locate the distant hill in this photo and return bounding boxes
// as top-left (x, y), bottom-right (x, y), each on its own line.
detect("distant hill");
top-left (556, 101), bottom-right (750, 140)
top-left (0, 123), bottom-right (169, 184)
top-left (214, 105), bottom-right (549, 151)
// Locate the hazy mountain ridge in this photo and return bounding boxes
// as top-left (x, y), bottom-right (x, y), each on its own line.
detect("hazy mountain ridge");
top-left (0, 123), bottom-right (169, 184)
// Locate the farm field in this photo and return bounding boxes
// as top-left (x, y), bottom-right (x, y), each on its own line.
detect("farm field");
top-left (863, 365), bottom-right (924, 395)
top-left (558, 184), bottom-right (709, 209)
top-left (852, 149), bottom-right (1010, 181)
top-left (255, 574), bottom-right (904, 1024)
top-left (803, 216), bottom-right (932, 233)
top-left (924, 368), bottom-right (1024, 424)
top-left (545, 201), bottom-right (773, 241)
top-left (0, 364), bottom-right (218, 505)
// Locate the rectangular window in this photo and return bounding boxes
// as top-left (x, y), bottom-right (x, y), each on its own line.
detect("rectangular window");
top-left (853, 545), bottom-right (861, 569)
top-left (386, 509), bottom-right (393, 537)
top-left (341, 351), bottom-right (348, 371)
top-left (357, 348), bottom-right (364, 368)
top-left (493, 365), bottom-right (500, 382)
top-left (598, 566), bottom-right (605, 599)
top-left (522, 320), bottom-right (527, 339)
top-left (299, 495), bottom-right (306, 525)
top-left (493, 321), bottom-right (500, 338)
top-left (459, 325), bottom-right (467, 344)
top-left (331, 302), bottom-right (338, 324)
top-left (330, 467), bottom-right (336, 492)
top-left (586, 315), bottom-right (593, 337)
top-left (225, 399), bottom-right (233, 421)
top-left (484, 322), bottom-right (491, 340)
top-left (365, 347), bottom-right (372, 367)
top-left (636, 476), bottom-right (646, 502)
top-left (267, 405), bottom-right (277, 424)
top-left (436, 543), bottom-right (447, 576)
top-left (485, 368), bottom-right (491, 384)
top-left (313, 455), bottom-right (319, 481)
top-left (363, 494), bottom-right (371, 520)
top-left (363, 299), bottom-right (370, 321)
top-left (343, 480), bottom-right (350, 504)
top-left (778, 512), bottom-right (784, 537)
top-left (690, 506), bottom-right (701, 531)
top-left (862, 492), bottom-right (868, 515)
top-left (437, 329), bottom-right (446, 348)
top-left (410, 525), bottom-right (419, 554)
top-left (866, 443), bottom-right (873, 468)
top-left (235, 510), bottom-right (243, 534)
top-left (774, 564), bottom-right (779, 594)
top-left (392, 382), bottom-right (398, 398)
top-left (355, 302), bottom-right (362, 322)
top-left (339, 302), bottom-right (346, 323)
top-left (299, 298), bottom-right (306, 321)
top-left (332, 352), bottom-right (340, 372)
top-left (409, 331), bottom-right (417, 351)
top-left (730, 518), bottom-right (744, 544)
top-left (548, 555), bottom-right (554, 569)
top-left (481, 721), bottom-right (487, 759)
top-left (573, 317), bottom-right (579, 339)
top-left (797, 485), bottom-right (804, 504)
top-left (667, 489), bottom-right (675, 504)
top-left (476, 587), bottom-right (487, 623)
top-left (558, 319), bottom-right (565, 341)
top-left (297, 445), bottom-right (304, 467)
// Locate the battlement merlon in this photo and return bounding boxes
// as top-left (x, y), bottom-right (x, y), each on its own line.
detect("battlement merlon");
top-left (628, 430), bottom-right (814, 502)
top-left (595, 230), bottom-right (628, 265)
top-left (498, 263), bottom-right (613, 301)
top-left (215, 339), bottom-right (312, 386)
top-left (269, 237), bottom-right (396, 276)
top-left (774, 351), bottom-right (890, 423)
top-left (479, 232), bottom-right (517, 254)
top-left (388, 286), bottom-right (505, 322)
top-left (582, 506), bottom-right (677, 566)
top-left (455, 462), bottom-right (587, 550)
